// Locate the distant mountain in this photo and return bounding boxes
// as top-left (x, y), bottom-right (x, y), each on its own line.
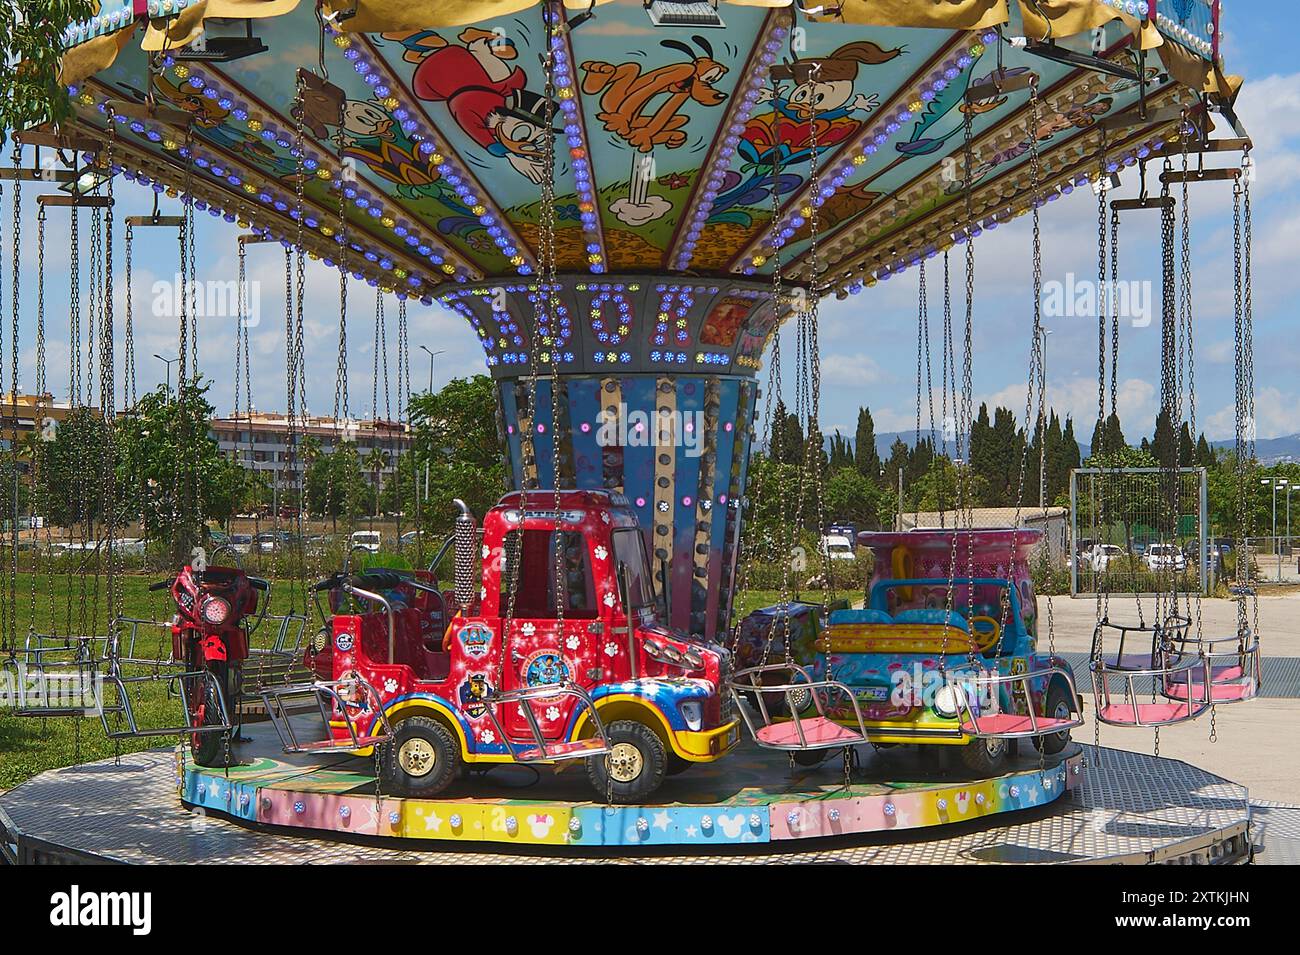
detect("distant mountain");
top-left (1211, 434), bottom-right (1300, 464)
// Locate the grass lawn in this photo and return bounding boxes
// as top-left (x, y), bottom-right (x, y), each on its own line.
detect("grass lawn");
top-left (0, 572), bottom-right (315, 791)
top-left (1, 577), bottom-right (848, 791)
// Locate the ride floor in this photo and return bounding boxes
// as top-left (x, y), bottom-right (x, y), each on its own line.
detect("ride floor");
top-left (0, 718), bottom-right (1262, 863)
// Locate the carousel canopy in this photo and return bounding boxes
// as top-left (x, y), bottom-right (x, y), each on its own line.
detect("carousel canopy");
top-left (52, 0), bottom-right (1237, 304)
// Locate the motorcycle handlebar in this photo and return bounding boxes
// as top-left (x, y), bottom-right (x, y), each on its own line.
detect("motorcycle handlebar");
top-left (148, 578), bottom-right (174, 592)
top-left (310, 574), bottom-right (344, 593)
top-left (249, 577), bottom-right (271, 592)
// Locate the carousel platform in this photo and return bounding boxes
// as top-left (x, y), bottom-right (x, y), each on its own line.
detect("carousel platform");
top-left (0, 719), bottom-right (1256, 863)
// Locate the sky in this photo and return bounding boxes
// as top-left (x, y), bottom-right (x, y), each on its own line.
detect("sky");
top-left (4, 8), bottom-right (1294, 444)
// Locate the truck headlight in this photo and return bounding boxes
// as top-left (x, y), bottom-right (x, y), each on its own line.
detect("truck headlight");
top-left (679, 701), bottom-right (703, 731)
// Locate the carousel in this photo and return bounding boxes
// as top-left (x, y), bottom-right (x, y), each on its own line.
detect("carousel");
top-left (0, 0), bottom-right (1261, 863)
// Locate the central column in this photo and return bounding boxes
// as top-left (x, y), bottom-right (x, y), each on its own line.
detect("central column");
top-left (438, 275), bottom-right (778, 643)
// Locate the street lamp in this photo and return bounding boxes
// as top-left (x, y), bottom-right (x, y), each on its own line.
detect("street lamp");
top-left (418, 345), bottom-right (445, 394)
top-left (418, 346), bottom-right (445, 499)
top-left (154, 354), bottom-right (178, 399)
top-left (1288, 485), bottom-right (1299, 556)
top-left (1037, 327), bottom-right (1051, 509)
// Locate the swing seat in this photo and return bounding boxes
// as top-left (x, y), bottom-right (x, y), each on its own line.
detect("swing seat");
top-left (952, 666), bottom-right (1083, 740)
top-left (99, 668), bottom-right (234, 740)
top-left (516, 737), bottom-right (610, 762)
top-left (1160, 633), bottom-right (1261, 706)
top-left (755, 716), bottom-right (864, 748)
top-left (727, 662), bottom-right (870, 752)
top-left (1162, 680), bottom-right (1254, 703)
top-left (958, 713), bottom-right (1077, 737)
top-left (259, 678), bottom-right (393, 755)
top-left (482, 682), bottom-right (611, 763)
top-left (1096, 700), bottom-right (1206, 726)
top-left (291, 732), bottom-right (393, 752)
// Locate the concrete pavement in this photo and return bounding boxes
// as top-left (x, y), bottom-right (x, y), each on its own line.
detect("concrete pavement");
top-left (1042, 592), bottom-right (1299, 803)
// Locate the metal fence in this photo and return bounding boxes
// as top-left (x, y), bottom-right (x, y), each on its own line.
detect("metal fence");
top-left (1243, 537), bottom-right (1300, 586)
top-left (1069, 467), bottom-right (1208, 596)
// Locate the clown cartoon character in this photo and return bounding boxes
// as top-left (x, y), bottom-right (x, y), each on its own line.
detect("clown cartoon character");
top-left (387, 27), bottom-right (555, 183)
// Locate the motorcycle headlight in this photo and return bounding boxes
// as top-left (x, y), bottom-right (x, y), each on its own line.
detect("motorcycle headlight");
top-left (200, 596), bottom-right (231, 626)
top-left (309, 627), bottom-right (330, 654)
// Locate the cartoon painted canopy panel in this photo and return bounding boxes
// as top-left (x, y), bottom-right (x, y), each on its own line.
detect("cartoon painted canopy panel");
top-left (60, 0), bottom-right (1225, 301)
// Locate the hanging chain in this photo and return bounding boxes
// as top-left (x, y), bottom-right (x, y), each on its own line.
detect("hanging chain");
top-left (914, 259), bottom-right (934, 525)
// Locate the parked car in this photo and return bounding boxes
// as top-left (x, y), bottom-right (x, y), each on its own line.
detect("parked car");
top-left (227, 534), bottom-right (253, 555)
top-left (254, 531), bottom-right (292, 554)
top-left (818, 534), bottom-right (856, 561)
top-left (349, 530), bottom-right (382, 554)
top-left (1144, 543), bottom-right (1187, 572)
top-left (1089, 544), bottom-right (1124, 572)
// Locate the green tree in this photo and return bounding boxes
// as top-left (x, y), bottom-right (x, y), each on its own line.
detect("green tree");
top-left (823, 467), bottom-right (887, 529)
top-left (1196, 433), bottom-right (1216, 468)
top-left (916, 457), bottom-right (990, 513)
top-left (305, 441), bottom-right (371, 519)
top-left (883, 437), bottom-right (908, 503)
top-left (34, 405), bottom-right (110, 527)
top-left (1081, 445), bottom-right (1161, 552)
top-left (405, 375), bottom-right (508, 531)
top-left (1089, 411), bottom-right (1126, 458)
top-left (853, 406), bottom-right (882, 483)
top-left (114, 380), bottom-right (239, 560)
top-left (0, 2), bottom-right (95, 134)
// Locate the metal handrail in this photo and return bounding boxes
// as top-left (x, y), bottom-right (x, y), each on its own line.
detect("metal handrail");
top-left (259, 677), bottom-right (393, 753)
top-left (951, 665), bottom-right (1083, 739)
top-left (105, 617), bottom-right (178, 668)
top-left (1090, 652), bottom-right (1211, 727)
top-left (726, 662), bottom-right (870, 751)
top-left (482, 681), bottom-right (611, 763)
top-left (99, 668), bottom-right (234, 740)
top-left (20, 630), bottom-right (110, 667)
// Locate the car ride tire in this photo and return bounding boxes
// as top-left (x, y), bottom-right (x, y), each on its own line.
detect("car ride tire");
top-left (380, 717), bottom-right (460, 797)
top-left (1033, 683), bottom-right (1074, 756)
top-left (665, 752), bottom-right (692, 776)
top-left (957, 736), bottom-right (1008, 775)
top-left (586, 720), bottom-right (668, 804)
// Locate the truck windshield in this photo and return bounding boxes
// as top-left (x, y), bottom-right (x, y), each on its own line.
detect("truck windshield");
top-left (613, 528), bottom-right (656, 614)
top-left (499, 530), bottom-right (597, 619)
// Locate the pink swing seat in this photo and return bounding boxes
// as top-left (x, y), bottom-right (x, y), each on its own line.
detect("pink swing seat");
top-left (756, 716), bottom-right (864, 748)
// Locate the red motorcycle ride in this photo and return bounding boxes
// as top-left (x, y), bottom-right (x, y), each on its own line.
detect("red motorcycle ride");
top-left (149, 564), bottom-right (270, 765)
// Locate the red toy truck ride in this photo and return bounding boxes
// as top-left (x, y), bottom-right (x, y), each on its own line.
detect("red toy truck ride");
top-left (301, 490), bottom-right (740, 803)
